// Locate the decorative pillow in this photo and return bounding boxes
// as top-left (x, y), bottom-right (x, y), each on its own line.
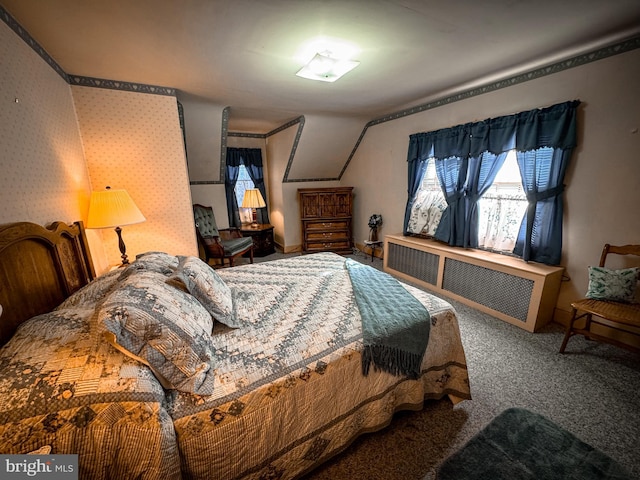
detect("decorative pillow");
top-left (585, 266), bottom-right (639, 303)
top-left (167, 256), bottom-right (240, 328)
top-left (98, 270), bottom-right (217, 395)
top-left (119, 251), bottom-right (179, 280)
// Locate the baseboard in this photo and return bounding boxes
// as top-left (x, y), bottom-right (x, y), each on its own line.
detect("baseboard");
top-left (281, 243), bottom-right (302, 254)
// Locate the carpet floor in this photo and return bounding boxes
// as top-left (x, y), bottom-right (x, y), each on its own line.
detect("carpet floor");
top-left (232, 250), bottom-right (640, 480)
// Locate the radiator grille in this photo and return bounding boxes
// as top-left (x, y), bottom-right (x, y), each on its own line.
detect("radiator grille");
top-left (442, 258), bottom-right (533, 322)
top-left (387, 243), bottom-right (439, 286)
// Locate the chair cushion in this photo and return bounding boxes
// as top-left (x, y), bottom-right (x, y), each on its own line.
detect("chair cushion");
top-left (222, 236), bottom-right (253, 256)
top-left (193, 205), bottom-right (220, 237)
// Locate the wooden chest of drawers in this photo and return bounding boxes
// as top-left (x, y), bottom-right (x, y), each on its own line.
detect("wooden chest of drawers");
top-left (298, 187), bottom-right (353, 255)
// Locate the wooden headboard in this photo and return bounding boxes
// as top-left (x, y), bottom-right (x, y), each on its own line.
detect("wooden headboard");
top-left (0, 221), bottom-right (95, 346)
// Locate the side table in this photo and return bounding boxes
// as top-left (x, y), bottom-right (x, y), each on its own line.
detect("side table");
top-left (240, 224), bottom-right (275, 256)
top-left (363, 240), bottom-right (383, 261)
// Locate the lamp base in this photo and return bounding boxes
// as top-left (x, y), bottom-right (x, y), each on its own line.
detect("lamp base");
top-left (115, 226), bottom-right (130, 265)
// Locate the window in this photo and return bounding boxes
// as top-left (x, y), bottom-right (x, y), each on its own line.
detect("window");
top-left (234, 164), bottom-right (255, 224)
top-left (476, 151), bottom-right (527, 253)
top-left (407, 151), bottom-right (526, 254)
top-left (404, 101), bottom-right (578, 265)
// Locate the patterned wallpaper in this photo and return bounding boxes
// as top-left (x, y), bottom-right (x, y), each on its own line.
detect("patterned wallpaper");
top-left (72, 86), bottom-right (197, 268)
top-left (0, 20), bottom-right (90, 227)
top-left (1, 13), bottom-right (196, 273)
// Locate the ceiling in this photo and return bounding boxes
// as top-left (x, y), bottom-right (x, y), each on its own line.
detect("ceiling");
top-left (3, 0), bottom-right (640, 133)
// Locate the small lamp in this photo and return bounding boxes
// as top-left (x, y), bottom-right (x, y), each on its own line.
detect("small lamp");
top-left (241, 189), bottom-right (266, 229)
top-left (87, 186), bottom-right (146, 265)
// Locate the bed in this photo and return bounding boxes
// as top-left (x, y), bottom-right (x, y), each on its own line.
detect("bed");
top-left (0, 220), bottom-right (470, 479)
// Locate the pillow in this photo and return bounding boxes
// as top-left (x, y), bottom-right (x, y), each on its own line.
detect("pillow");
top-left (98, 270), bottom-right (217, 395)
top-left (167, 256), bottom-right (240, 328)
top-left (119, 251), bottom-right (179, 280)
top-left (585, 266), bottom-right (639, 303)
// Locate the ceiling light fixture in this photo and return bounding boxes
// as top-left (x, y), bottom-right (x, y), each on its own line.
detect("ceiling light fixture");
top-left (296, 51), bottom-right (360, 83)
top-left (294, 37), bottom-right (361, 82)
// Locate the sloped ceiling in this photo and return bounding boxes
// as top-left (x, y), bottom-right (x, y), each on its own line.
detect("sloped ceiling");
top-left (3, 0), bottom-right (640, 133)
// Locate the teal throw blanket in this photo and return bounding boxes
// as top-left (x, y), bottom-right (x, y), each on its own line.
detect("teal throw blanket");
top-left (345, 259), bottom-right (430, 378)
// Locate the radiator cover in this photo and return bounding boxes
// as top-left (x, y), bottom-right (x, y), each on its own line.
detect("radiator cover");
top-left (383, 235), bottom-right (564, 332)
top-left (442, 258), bottom-right (533, 322)
top-left (387, 242), bottom-right (439, 286)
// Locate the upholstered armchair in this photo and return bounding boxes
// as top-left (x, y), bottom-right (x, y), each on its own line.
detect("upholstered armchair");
top-left (193, 204), bottom-right (254, 267)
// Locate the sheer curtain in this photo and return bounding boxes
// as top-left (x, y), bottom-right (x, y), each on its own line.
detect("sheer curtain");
top-left (477, 192), bottom-right (528, 251)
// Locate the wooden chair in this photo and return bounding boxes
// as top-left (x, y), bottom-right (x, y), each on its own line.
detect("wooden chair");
top-left (193, 204), bottom-right (254, 267)
top-left (560, 244), bottom-right (640, 354)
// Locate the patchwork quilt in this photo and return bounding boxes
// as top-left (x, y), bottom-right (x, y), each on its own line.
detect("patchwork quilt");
top-left (0, 283), bottom-right (181, 479)
top-left (0, 252), bottom-right (470, 480)
top-left (170, 253), bottom-right (470, 479)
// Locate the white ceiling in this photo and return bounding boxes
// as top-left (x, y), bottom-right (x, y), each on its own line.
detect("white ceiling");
top-left (3, 0), bottom-right (640, 133)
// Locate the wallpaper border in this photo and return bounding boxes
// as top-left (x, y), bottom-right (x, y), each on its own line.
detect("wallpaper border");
top-left (68, 76), bottom-right (175, 96)
top-left (336, 34), bottom-right (640, 179)
top-left (189, 106), bottom-right (230, 185)
top-left (1, 5), bottom-right (176, 98)
top-left (3, 5), bottom-right (639, 185)
top-left (1, 5), bottom-right (68, 82)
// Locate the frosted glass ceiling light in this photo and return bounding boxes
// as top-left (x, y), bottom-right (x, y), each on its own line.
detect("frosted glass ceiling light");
top-left (296, 52), bottom-right (360, 82)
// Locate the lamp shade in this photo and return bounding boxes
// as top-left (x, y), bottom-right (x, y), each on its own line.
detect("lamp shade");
top-left (241, 189), bottom-right (266, 209)
top-left (86, 187), bottom-right (146, 229)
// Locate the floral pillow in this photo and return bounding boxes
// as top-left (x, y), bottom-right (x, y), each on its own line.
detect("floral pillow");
top-left (585, 266), bottom-right (639, 303)
top-left (98, 270), bottom-right (217, 395)
top-left (167, 256), bottom-right (240, 328)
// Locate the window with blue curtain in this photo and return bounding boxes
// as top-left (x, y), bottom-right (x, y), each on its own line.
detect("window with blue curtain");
top-left (225, 148), bottom-right (269, 228)
top-left (403, 100), bottom-right (579, 265)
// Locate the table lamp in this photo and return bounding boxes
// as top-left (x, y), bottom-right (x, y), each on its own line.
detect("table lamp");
top-left (87, 186), bottom-right (146, 265)
top-left (241, 189), bottom-right (266, 228)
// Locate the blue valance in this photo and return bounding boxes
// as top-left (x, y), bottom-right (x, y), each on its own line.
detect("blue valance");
top-left (226, 148), bottom-right (263, 167)
top-left (408, 100), bottom-right (579, 162)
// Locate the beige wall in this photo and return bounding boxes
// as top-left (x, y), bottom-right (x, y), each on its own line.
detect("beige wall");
top-left (1, 19), bottom-right (196, 274)
top-left (264, 124), bottom-right (343, 251)
top-left (341, 48), bottom-right (640, 321)
top-left (180, 96), bottom-right (228, 229)
top-left (72, 86), bottom-right (197, 272)
top-left (0, 18), bottom-right (105, 265)
top-left (265, 125), bottom-right (296, 249)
